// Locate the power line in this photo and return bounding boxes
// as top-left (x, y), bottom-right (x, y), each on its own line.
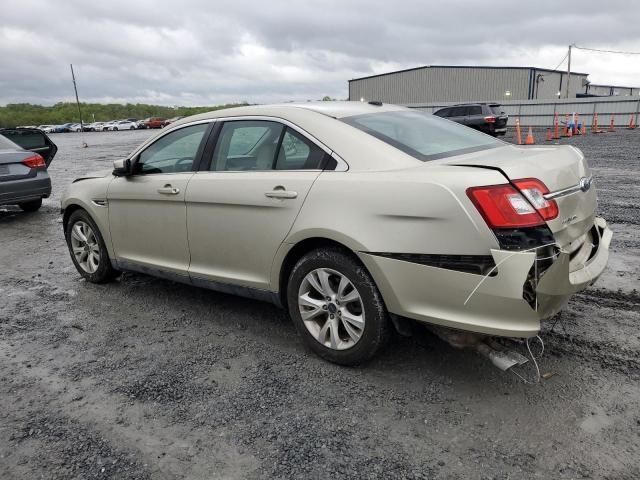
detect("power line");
top-left (550, 51), bottom-right (569, 71)
top-left (573, 45), bottom-right (640, 55)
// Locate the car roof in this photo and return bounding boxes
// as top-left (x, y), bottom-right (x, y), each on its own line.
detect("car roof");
top-left (174, 101), bottom-right (407, 126)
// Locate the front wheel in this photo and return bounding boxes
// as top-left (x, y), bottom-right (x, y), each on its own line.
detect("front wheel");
top-left (65, 209), bottom-right (120, 283)
top-left (287, 247), bottom-right (390, 365)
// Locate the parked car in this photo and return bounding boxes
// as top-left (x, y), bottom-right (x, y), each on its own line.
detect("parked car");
top-left (102, 121), bottom-right (118, 131)
top-left (433, 103), bottom-right (508, 136)
top-left (37, 125), bottom-right (55, 133)
top-left (111, 120), bottom-right (138, 131)
top-left (139, 117), bottom-right (165, 129)
top-left (70, 123), bottom-right (83, 132)
top-left (61, 102), bottom-right (610, 365)
top-left (0, 128), bottom-right (57, 211)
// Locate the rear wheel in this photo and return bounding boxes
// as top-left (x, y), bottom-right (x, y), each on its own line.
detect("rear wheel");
top-left (18, 198), bottom-right (42, 212)
top-left (65, 209), bottom-right (120, 283)
top-left (287, 247), bottom-right (390, 365)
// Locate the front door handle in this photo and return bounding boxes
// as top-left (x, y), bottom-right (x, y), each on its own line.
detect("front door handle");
top-left (157, 185), bottom-right (180, 195)
top-left (265, 188), bottom-right (297, 199)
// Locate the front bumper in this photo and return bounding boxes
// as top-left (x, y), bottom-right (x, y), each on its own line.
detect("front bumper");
top-left (359, 216), bottom-right (612, 338)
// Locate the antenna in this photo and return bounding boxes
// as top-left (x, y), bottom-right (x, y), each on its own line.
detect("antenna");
top-left (70, 64), bottom-right (87, 147)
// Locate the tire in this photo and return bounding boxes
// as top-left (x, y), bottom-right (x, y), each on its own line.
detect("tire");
top-left (287, 247), bottom-right (390, 365)
top-left (18, 198), bottom-right (42, 212)
top-left (65, 209), bottom-right (120, 283)
top-left (113, 127), bottom-right (118, 131)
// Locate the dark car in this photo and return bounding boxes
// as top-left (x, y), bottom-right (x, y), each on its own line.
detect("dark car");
top-left (433, 103), bottom-right (508, 136)
top-left (0, 128), bottom-right (57, 211)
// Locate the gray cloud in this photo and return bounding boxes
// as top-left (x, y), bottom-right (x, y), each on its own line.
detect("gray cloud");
top-left (1, 0), bottom-right (639, 105)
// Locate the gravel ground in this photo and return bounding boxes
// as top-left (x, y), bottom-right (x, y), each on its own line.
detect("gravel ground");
top-left (1, 127), bottom-right (639, 479)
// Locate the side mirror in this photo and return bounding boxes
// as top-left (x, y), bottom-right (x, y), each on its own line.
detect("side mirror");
top-left (113, 158), bottom-right (132, 177)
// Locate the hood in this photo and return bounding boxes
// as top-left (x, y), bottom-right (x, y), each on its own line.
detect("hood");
top-left (72, 170), bottom-right (112, 183)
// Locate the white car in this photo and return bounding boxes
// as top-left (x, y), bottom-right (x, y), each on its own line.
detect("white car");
top-left (61, 102), bottom-right (611, 365)
top-left (111, 120), bottom-right (138, 131)
top-left (37, 125), bottom-right (55, 133)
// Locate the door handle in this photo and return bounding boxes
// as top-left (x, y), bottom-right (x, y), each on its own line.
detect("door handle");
top-left (157, 185), bottom-right (180, 195)
top-left (265, 188), bottom-right (297, 199)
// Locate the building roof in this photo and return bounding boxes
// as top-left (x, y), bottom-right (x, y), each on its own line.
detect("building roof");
top-left (349, 65), bottom-right (589, 83)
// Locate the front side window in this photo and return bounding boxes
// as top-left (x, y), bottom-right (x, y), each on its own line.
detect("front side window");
top-left (136, 123), bottom-right (208, 174)
top-left (342, 110), bottom-right (501, 161)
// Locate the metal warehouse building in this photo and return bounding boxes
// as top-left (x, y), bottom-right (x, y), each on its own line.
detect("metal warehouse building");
top-left (349, 65), bottom-right (595, 104)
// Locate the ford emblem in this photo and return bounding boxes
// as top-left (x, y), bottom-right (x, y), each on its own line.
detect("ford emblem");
top-left (579, 177), bottom-right (592, 192)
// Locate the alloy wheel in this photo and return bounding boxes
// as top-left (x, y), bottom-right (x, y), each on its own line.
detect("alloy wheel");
top-left (70, 220), bottom-right (101, 273)
top-left (298, 268), bottom-right (365, 350)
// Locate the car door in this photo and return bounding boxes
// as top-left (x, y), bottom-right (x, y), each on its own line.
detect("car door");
top-left (107, 122), bottom-right (211, 276)
top-left (448, 106), bottom-right (466, 125)
top-left (186, 119), bottom-right (330, 290)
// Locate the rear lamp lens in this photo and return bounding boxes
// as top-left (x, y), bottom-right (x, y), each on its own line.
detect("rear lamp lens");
top-left (21, 154), bottom-right (46, 169)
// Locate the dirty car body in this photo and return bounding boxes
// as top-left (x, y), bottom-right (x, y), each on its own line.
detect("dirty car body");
top-left (0, 128), bottom-right (57, 211)
top-left (60, 102), bottom-right (611, 364)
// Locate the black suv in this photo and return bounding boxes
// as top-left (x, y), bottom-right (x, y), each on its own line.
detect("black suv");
top-left (433, 103), bottom-right (508, 137)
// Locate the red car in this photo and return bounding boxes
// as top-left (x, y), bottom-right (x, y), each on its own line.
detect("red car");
top-left (141, 117), bottom-right (165, 129)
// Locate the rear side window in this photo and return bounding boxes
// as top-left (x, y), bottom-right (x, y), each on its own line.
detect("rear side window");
top-left (342, 110), bottom-right (501, 161)
top-left (275, 128), bottom-right (326, 170)
top-left (451, 107), bottom-right (467, 117)
top-left (467, 106), bottom-right (483, 115)
top-left (212, 121), bottom-right (283, 171)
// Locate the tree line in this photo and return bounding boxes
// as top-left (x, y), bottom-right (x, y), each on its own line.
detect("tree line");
top-left (0, 102), bottom-right (248, 128)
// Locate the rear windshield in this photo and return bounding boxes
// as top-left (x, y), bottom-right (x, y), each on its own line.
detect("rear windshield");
top-left (0, 132), bottom-right (20, 150)
top-left (489, 104), bottom-right (504, 115)
top-left (341, 110), bottom-right (501, 161)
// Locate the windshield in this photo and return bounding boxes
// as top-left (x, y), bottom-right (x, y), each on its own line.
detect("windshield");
top-left (342, 109), bottom-right (502, 161)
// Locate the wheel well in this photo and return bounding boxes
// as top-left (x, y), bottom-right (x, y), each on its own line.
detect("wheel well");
top-left (278, 237), bottom-right (358, 309)
top-left (62, 204), bottom-right (84, 231)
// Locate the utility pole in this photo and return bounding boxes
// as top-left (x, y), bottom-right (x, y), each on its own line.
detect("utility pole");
top-left (70, 64), bottom-right (84, 130)
top-left (565, 44), bottom-right (572, 99)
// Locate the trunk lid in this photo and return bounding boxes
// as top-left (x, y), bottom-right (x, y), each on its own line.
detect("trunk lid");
top-left (442, 144), bottom-right (597, 246)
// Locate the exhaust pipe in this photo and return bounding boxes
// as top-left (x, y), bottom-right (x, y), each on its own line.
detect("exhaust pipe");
top-left (427, 326), bottom-right (529, 371)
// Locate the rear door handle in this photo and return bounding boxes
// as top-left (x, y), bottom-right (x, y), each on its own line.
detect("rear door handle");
top-left (265, 190), bottom-right (298, 199)
top-left (157, 185), bottom-right (180, 195)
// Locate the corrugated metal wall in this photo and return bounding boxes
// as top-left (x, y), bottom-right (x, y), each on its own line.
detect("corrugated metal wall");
top-left (410, 96), bottom-right (640, 127)
top-left (348, 67), bottom-right (589, 103)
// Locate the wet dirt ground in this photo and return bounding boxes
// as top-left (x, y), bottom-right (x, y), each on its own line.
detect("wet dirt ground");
top-left (1, 127), bottom-right (639, 479)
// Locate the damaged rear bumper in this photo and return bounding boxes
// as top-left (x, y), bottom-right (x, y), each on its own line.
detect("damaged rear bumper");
top-left (359, 216), bottom-right (612, 338)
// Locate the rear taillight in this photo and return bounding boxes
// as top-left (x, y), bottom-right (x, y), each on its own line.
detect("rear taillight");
top-left (467, 184), bottom-right (544, 228)
top-left (467, 178), bottom-right (558, 228)
top-left (21, 154), bottom-right (46, 169)
top-left (484, 116), bottom-right (496, 123)
top-left (512, 178), bottom-right (558, 221)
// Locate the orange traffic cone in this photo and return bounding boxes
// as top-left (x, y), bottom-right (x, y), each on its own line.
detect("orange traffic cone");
top-left (608, 114), bottom-right (615, 132)
top-left (581, 124), bottom-right (587, 135)
top-left (592, 113), bottom-right (603, 134)
top-left (628, 113), bottom-right (636, 129)
top-left (515, 119), bottom-right (522, 145)
top-left (525, 126), bottom-right (535, 145)
top-left (574, 113), bottom-right (580, 135)
top-left (562, 114), bottom-right (570, 137)
top-left (553, 112), bottom-right (560, 139)
top-left (545, 128), bottom-right (552, 141)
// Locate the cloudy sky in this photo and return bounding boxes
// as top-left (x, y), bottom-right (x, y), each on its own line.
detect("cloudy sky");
top-left (1, 0), bottom-right (639, 106)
